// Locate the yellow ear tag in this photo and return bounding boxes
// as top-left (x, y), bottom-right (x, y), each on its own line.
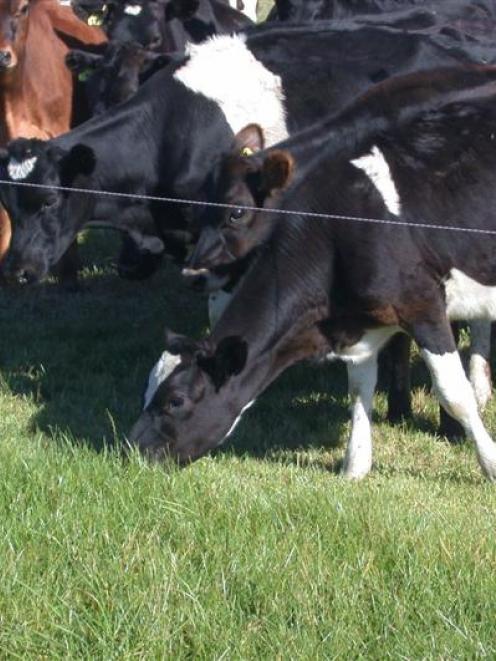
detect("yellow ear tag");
top-left (88, 13), bottom-right (104, 26)
top-left (240, 147), bottom-right (254, 157)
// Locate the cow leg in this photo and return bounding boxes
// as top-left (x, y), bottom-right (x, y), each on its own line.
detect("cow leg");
top-left (468, 320), bottom-right (492, 411)
top-left (413, 320), bottom-right (496, 481)
top-left (342, 355), bottom-right (378, 480)
top-left (54, 240), bottom-right (81, 290)
top-left (386, 332), bottom-right (412, 423)
top-left (438, 322), bottom-right (465, 441)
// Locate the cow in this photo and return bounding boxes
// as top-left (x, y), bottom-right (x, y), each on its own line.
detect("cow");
top-left (102, 0), bottom-right (252, 51)
top-left (268, 0), bottom-right (496, 28)
top-left (1, 22), bottom-right (496, 398)
top-left (128, 65), bottom-right (496, 483)
top-left (0, 0), bottom-right (106, 280)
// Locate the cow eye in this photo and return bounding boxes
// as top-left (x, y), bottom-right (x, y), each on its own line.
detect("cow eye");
top-left (229, 208), bottom-right (246, 224)
top-left (168, 396), bottom-right (184, 410)
top-left (18, 4), bottom-right (29, 16)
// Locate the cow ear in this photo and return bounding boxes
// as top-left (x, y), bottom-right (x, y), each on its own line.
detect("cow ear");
top-left (60, 144), bottom-right (96, 185)
top-left (164, 328), bottom-right (200, 356)
top-left (261, 150), bottom-right (294, 192)
top-left (65, 49), bottom-right (103, 73)
top-left (233, 124), bottom-right (265, 156)
top-left (197, 336), bottom-right (248, 391)
top-left (165, 0), bottom-right (200, 20)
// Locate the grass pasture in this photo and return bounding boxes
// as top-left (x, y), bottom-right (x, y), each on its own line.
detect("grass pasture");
top-left (0, 233), bottom-right (496, 658)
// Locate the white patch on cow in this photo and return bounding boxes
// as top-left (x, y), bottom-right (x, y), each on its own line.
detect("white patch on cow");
top-left (342, 357), bottom-right (377, 480)
top-left (7, 156), bottom-right (37, 181)
top-left (124, 4), bottom-right (142, 15)
top-left (327, 327), bottom-right (400, 365)
top-left (351, 145), bottom-right (401, 216)
top-left (143, 351), bottom-right (182, 409)
top-left (445, 269), bottom-right (496, 320)
top-left (208, 290), bottom-right (232, 327)
top-left (174, 35), bottom-right (289, 147)
top-left (421, 349), bottom-right (496, 481)
top-left (221, 400), bottom-right (255, 443)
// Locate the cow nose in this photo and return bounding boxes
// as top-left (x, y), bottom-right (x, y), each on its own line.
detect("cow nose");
top-left (0, 50), bottom-right (12, 68)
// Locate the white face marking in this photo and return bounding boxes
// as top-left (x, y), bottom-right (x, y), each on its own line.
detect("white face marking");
top-left (174, 35), bottom-right (289, 147)
top-left (124, 4), bottom-right (142, 15)
top-left (221, 400), bottom-right (255, 443)
top-left (7, 156), bottom-right (37, 181)
top-left (327, 327), bottom-right (400, 365)
top-left (421, 348), bottom-right (496, 481)
top-left (143, 351), bottom-right (182, 409)
top-left (444, 269), bottom-right (496, 320)
top-left (351, 145), bottom-right (401, 216)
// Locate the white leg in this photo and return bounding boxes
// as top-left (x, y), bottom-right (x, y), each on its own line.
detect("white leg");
top-left (208, 289), bottom-right (233, 328)
top-left (342, 356), bottom-right (378, 480)
top-left (421, 349), bottom-right (496, 481)
top-left (468, 320), bottom-right (492, 410)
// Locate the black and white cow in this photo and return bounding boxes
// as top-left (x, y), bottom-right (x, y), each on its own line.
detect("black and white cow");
top-left (4, 22), bottom-right (496, 280)
top-left (129, 65), bottom-right (496, 481)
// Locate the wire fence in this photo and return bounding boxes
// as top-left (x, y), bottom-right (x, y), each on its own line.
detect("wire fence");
top-left (1, 177), bottom-right (496, 236)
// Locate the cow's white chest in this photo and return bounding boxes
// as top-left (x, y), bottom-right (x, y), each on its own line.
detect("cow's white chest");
top-left (351, 145), bottom-right (401, 216)
top-left (327, 327), bottom-right (400, 365)
top-left (444, 269), bottom-right (496, 320)
top-left (174, 35), bottom-right (289, 147)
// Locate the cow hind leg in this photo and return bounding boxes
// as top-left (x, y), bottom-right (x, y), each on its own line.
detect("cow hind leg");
top-left (414, 319), bottom-right (496, 481)
top-left (386, 332), bottom-right (412, 423)
top-left (468, 320), bottom-right (492, 411)
top-left (342, 355), bottom-right (378, 480)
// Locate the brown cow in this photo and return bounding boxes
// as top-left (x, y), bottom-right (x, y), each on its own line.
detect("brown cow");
top-left (0, 0), bottom-right (106, 278)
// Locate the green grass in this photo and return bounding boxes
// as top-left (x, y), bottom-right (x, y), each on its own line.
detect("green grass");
top-left (0, 232), bottom-right (496, 658)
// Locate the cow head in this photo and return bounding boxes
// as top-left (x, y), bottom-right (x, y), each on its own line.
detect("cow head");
top-left (129, 330), bottom-right (249, 462)
top-left (105, 0), bottom-right (166, 49)
top-left (66, 41), bottom-right (169, 115)
top-left (0, 0), bottom-right (32, 71)
top-left (186, 124), bottom-right (294, 273)
top-left (0, 138), bottom-right (96, 283)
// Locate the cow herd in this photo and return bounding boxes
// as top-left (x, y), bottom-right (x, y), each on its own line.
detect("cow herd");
top-left (1, 0), bottom-right (496, 481)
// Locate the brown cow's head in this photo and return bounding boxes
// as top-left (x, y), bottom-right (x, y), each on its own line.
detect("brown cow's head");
top-left (0, 0), bottom-right (31, 71)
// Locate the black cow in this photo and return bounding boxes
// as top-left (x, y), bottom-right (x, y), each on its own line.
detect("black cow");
top-left (104, 0), bottom-right (252, 51)
top-left (268, 0), bottom-right (496, 28)
top-left (128, 66), bottom-right (496, 482)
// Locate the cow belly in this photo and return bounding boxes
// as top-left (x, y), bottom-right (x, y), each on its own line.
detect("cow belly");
top-left (327, 327), bottom-right (400, 365)
top-left (445, 269), bottom-right (496, 320)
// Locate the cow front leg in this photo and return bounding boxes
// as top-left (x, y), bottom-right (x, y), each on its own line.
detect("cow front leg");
top-left (54, 240), bottom-right (81, 290)
top-left (414, 320), bottom-right (496, 481)
top-left (342, 355), bottom-right (378, 480)
top-left (468, 320), bottom-right (492, 411)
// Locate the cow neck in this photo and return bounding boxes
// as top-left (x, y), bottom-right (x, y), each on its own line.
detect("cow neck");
top-left (211, 218), bottom-right (332, 401)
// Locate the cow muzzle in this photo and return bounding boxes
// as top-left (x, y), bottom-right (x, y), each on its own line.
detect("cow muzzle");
top-left (0, 49), bottom-right (16, 70)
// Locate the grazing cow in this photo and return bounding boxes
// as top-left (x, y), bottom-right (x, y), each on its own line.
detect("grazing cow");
top-left (129, 66), bottom-right (496, 482)
top-left (0, 0), bottom-right (106, 276)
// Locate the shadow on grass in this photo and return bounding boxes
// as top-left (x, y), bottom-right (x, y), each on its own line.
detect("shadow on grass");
top-left (0, 232), bottom-right (475, 462)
